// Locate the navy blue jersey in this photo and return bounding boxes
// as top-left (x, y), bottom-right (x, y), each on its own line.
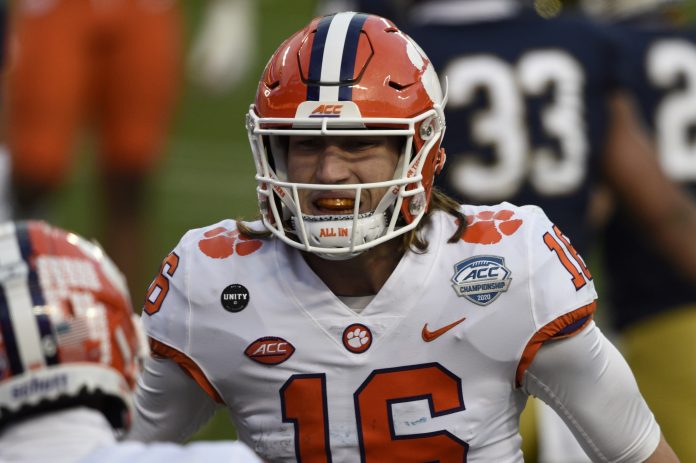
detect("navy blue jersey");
top-left (604, 22), bottom-right (696, 330)
top-left (400, 10), bottom-right (620, 256)
top-left (319, 3), bottom-right (619, 251)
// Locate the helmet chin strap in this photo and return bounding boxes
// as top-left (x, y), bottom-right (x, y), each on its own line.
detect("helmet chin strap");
top-left (292, 211), bottom-right (389, 261)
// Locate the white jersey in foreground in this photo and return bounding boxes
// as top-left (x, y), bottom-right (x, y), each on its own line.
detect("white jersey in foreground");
top-left (80, 440), bottom-right (263, 463)
top-left (133, 203), bottom-right (658, 462)
top-left (0, 407), bottom-right (263, 463)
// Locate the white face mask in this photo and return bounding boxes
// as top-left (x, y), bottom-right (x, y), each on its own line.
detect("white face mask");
top-left (247, 105), bottom-right (444, 259)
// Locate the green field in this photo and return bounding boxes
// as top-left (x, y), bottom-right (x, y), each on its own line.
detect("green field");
top-left (49, 0), bottom-right (320, 441)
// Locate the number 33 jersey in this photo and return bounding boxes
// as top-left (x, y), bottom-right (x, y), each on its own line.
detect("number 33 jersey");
top-left (141, 203), bottom-right (597, 462)
top-left (404, 10), bottom-right (620, 257)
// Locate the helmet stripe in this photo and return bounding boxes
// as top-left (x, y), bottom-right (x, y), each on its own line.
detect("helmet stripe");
top-left (16, 223), bottom-right (46, 309)
top-left (35, 313), bottom-right (59, 366)
top-left (318, 12), bottom-right (356, 101)
top-left (306, 14), bottom-right (333, 101)
top-left (307, 12), bottom-right (368, 102)
top-left (0, 222), bottom-right (29, 376)
top-left (16, 223), bottom-right (58, 366)
top-left (0, 222), bottom-right (46, 374)
top-left (318, 12), bottom-right (355, 101)
top-left (0, 287), bottom-right (23, 376)
top-left (338, 13), bottom-right (368, 101)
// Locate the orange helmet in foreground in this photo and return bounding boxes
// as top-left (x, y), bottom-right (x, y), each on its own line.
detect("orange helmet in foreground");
top-left (0, 221), bottom-right (144, 432)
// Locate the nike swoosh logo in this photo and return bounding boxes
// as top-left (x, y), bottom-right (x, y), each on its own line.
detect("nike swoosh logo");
top-left (422, 316), bottom-right (467, 342)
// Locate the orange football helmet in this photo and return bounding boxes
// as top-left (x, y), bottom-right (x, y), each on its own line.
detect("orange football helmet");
top-left (0, 221), bottom-right (144, 432)
top-left (247, 12), bottom-right (447, 259)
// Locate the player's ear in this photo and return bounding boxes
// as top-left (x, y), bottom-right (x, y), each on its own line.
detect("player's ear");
top-left (435, 148), bottom-right (446, 175)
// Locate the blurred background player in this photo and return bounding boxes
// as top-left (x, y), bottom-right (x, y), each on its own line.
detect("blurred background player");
top-left (188, 0), bottom-right (258, 95)
top-left (0, 0), bottom-right (328, 447)
top-left (579, 0), bottom-right (696, 460)
top-left (0, 220), bottom-right (263, 462)
top-left (3, 0), bottom-right (183, 300)
top-left (317, 1), bottom-right (696, 461)
top-left (2, 0), bottom-right (259, 302)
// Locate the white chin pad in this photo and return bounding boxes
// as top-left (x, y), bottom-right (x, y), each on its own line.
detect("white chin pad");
top-left (293, 212), bottom-right (387, 250)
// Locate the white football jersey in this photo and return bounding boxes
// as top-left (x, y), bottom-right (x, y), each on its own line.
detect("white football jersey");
top-left (142, 202), bottom-right (597, 463)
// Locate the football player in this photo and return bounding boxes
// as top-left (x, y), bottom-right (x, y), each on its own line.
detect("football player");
top-left (581, 0), bottom-right (696, 460)
top-left (129, 12), bottom-right (679, 462)
top-left (0, 221), bottom-right (262, 462)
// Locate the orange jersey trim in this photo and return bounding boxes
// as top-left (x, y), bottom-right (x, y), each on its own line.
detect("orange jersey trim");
top-left (515, 301), bottom-right (597, 387)
top-left (149, 338), bottom-right (224, 404)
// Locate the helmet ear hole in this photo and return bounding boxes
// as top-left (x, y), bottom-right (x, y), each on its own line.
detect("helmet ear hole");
top-left (419, 119), bottom-right (436, 140)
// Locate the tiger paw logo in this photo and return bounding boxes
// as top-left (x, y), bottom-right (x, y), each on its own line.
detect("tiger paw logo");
top-left (342, 323), bottom-right (372, 354)
top-left (461, 210), bottom-right (523, 245)
top-left (198, 227), bottom-right (263, 259)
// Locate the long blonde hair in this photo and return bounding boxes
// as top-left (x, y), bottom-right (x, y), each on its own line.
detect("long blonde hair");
top-left (236, 188), bottom-right (467, 254)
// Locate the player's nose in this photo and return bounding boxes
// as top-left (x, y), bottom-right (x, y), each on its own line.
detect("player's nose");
top-left (315, 143), bottom-right (353, 184)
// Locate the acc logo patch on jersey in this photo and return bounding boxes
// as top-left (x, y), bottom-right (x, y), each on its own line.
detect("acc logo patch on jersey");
top-left (451, 255), bottom-right (512, 306)
top-left (245, 337), bottom-right (295, 365)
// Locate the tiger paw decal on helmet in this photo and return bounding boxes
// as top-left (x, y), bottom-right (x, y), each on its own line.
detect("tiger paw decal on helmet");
top-left (461, 210), bottom-right (523, 245)
top-left (198, 227), bottom-right (263, 259)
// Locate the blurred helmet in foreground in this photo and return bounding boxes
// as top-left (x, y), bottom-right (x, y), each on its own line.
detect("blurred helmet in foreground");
top-left (0, 221), bottom-right (144, 432)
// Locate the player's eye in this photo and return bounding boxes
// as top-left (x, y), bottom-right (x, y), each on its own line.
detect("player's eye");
top-left (290, 137), bottom-right (323, 151)
top-left (344, 138), bottom-right (382, 151)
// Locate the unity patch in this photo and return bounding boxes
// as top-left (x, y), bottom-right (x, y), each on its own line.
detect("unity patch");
top-left (220, 284), bottom-right (249, 312)
top-left (451, 255), bottom-right (512, 306)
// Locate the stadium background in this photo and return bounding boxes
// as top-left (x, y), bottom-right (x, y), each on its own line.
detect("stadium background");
top-left (47, 0), bottom-right (319, 441)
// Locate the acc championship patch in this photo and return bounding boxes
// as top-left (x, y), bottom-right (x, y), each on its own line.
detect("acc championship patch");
top-left (452, 256), bottom-right (512, 306)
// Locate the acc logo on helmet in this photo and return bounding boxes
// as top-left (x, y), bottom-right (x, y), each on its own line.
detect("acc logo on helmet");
top-left (309, 104), bottom-right (343, 118)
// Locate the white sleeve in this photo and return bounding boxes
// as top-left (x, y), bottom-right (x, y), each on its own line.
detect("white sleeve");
top-left (523, 321), bottom-right (661, 463)
top-left (536, 399), bottom-right (592, 463)
top-left (127, 355), bottom-right (220, 443)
